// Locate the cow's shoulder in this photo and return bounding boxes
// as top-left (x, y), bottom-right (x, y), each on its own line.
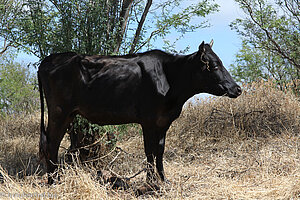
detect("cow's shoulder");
top-left (81, 56), bottom-right (142, 86)
top-left (136, 50), bottom-right (176, 66)
top-left (138, 50), bottom-right (172, 59)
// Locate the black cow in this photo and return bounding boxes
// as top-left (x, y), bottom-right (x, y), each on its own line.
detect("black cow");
top-left (38, 41), bottom-right (242, 184)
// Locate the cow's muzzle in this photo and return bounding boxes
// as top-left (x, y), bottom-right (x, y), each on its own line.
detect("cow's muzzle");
top-left (225, 85), bottom-right (242, 98)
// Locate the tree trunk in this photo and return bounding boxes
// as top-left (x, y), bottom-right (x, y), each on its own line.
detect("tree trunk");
top-left (129, 0), bottom-right (152, 54)
top-left (113, 0), bottom-right (133, 53)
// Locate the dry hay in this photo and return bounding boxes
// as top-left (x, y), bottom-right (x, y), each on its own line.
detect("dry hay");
top-left (0, 80), bottom-right (299, 199)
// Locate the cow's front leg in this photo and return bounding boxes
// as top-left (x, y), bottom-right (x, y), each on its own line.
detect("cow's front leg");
top-left (155, 131), bottom-right (167, 182)
top-left (142, 125), bottom-right (169, 183)
top-left (142, 125), bottom-right (157, 183)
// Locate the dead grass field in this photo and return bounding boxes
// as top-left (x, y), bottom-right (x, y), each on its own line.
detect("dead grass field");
top-left (0, 81), bottom-right (299, 199)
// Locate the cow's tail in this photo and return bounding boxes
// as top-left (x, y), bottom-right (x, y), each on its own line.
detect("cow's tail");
top-left (38, 71), bottom-right (48, 161)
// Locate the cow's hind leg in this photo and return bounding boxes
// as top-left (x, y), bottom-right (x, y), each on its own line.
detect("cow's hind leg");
top-left (45, 107), bottom-right (74, 184)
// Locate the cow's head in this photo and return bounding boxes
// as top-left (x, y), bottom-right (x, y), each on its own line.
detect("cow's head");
top-left (190, 40), bottom-right (242, 98)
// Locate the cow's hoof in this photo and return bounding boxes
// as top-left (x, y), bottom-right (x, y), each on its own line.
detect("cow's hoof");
top-left (135, 183), bottom-right (160, 196)
top-left (108, 177), bottom-right (130, 190)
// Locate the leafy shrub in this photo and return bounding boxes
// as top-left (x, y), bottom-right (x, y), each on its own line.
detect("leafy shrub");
top-left (0, 54), bottom-right (39, 115)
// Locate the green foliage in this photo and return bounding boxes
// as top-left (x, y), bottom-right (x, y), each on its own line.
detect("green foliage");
top-left (0, 0), bottom-right (122, 57)
top-left (155, 1), bottom-right (218, 36)
top-left (230, 0), bottom-right (299, 93)
top-left (0, 0), bottom-right (219, 57)
top-left (44, 0), bottom-right (122, 55)
top-left (230, 41), bottom-right (298, 83)
top-left (73, 115), bottom-right (126, 140)
top-left (0, 53), bottom-right (38, 114)
top-left (71, 114), bottom-right (141, 147)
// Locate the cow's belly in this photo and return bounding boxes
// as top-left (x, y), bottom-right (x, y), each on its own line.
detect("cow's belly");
top-left (75, 80), bottom-right (156, 125)
top-left (77, 101), bottom-right (140, 125)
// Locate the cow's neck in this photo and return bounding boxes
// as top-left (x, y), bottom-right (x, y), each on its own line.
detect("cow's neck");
top-left (163, 52), bottom-right (202, 106)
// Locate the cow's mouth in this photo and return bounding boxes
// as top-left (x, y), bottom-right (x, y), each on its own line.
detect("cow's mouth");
top-left (225, 92), bottom-right (239, 98)
top-left (217, 83), bottom-right (242, 98)
top-left (223, 85), bottom-right (242, 98)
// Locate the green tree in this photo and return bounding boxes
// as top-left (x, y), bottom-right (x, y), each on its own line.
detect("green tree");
top-left (0, 53), bottom-right (38, 114)
top-left (230, 0), bottom-right (299, 93)
top-left (0, 0), bottom-right (219, 57)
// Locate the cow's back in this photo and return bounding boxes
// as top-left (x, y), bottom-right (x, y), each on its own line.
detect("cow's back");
top-left (39, 52), bottom-right (78, 71)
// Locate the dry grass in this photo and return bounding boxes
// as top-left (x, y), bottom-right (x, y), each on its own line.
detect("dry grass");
top-left (0, 80), bottom-right (299, 199)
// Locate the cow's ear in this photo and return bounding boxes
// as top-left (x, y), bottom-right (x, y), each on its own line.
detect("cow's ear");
top-left (198, 41), bottom-right (205, 53)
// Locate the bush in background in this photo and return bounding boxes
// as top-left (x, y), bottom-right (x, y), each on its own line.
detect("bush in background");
top-left (168, 80), bottom-right (300, 153)
top-left (0, 53), bottom-right (39, 115)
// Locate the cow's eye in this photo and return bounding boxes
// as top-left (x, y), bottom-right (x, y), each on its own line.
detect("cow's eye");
top-left (212, 66), bottom-right (218, 70)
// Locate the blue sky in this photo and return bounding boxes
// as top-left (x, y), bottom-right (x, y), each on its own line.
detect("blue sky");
top-left (164, 0), bottom-right (244, 68)
top-left (189, 0), bottom-right (244, 68)
top-left (16, 0), bottom-right (244, 71)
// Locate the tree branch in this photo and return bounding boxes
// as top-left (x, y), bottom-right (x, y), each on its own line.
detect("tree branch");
top-left (133, 29), bottom-right (159, 53)
top-left (0, 41), bottom-right (15, 55)
top-left (129, 0), bottom-right (152, 54)
top-left (132, 22), bottom-right (170, 53)
top-left (241, 0), bottom-right (300, 69)
top-left (284, 0), bottom-right (300, 24)
top-left (113, 0), bottom-right (133, 53)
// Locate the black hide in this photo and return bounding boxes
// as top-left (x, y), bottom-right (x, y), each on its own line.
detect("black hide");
top-left (38, 42), bottom-right (241, 184)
